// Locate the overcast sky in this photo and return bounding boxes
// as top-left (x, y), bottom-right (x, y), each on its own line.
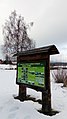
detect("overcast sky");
top-left (0, 0), bottom-right (67, 61)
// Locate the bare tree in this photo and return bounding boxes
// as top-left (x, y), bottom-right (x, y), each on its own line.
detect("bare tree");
top-left (2, 10), bottom-right (35, 61)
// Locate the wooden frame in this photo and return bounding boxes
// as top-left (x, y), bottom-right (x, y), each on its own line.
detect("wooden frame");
top-left (14, 45), bottom-right (59, 113)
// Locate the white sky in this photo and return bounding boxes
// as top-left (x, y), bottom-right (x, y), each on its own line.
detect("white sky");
top-left (0, 0), bottom-right (67, 61)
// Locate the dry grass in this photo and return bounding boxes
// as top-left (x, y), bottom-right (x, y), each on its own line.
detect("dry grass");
top-left (52, 68), bottom-right (67, 87)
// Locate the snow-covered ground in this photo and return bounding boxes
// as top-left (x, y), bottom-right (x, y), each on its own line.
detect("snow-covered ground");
top-left (0, 64), bottom-right (67, 119)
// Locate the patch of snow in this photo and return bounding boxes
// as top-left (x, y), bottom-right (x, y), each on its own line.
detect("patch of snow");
top-left (0, 64), bottom-right (67, 119)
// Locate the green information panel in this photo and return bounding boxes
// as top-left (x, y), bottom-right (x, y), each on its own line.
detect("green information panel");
top-left (17, 62), bottom-right (45, 88)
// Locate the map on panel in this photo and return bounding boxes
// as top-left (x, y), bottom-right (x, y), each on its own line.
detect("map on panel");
top-left (17, 62), bottom-right (45, 88)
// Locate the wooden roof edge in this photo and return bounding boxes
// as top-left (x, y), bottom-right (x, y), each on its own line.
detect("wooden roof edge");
top-left (13, 45), bottom-right (59, 56)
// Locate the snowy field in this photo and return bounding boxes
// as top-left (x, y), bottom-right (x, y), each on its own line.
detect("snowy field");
top-left (0, 64), bottom-right (67, 119)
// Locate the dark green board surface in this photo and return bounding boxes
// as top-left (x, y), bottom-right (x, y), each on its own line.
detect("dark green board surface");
top-left (17, 62), bottom-right (45, 88)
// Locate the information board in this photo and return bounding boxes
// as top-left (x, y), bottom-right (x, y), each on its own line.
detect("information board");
top-left (17, 62), bottom-right (45, 88)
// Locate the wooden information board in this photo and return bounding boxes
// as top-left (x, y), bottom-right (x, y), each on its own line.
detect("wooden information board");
top-left (15, 45), bottom-right (59, 114)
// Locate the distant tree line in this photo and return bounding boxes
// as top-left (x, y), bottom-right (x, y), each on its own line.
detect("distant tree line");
top-left (50, 62), bottom-right (67, 66)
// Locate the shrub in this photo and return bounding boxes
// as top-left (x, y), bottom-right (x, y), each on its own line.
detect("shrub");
top-left (63, 76), bottom-right (67, 87)
top-left (52, 68), bottom-right (67, 87)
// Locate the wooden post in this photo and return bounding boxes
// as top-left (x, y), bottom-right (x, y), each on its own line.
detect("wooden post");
top-left (19, 84), bottom-right (26, 101)
top-left (42, 56), bottom-right (51, 113)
